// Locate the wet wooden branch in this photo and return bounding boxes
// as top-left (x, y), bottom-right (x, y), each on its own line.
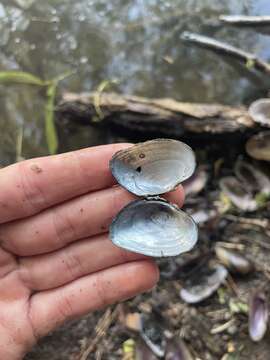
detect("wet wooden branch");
top-left (181, 31), bottom-right (270, 76)
top-left (219, 15), bottom-right (270, 27)
top-left (56, 91), bottom-right (254, 135)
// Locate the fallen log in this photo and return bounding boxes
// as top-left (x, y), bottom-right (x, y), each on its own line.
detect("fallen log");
top-left (56, 91), bottom-right (255, 136)
top-left (181, 31), bottom-right (270, 76)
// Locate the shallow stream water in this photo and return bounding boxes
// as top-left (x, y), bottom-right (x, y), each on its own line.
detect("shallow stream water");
top-left (1, 0), bottom-right (270, 164)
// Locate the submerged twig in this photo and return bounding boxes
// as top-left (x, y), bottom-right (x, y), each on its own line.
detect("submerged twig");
top-left (220, 15), bottom-right (270, 27)
top-left (181, 31), bottom-right (270, 76)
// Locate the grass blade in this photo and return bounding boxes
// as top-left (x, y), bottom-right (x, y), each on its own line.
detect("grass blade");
top-left (49, 70), bottom-right (76, 84)
top-left (16, 125), bottom-right (24, 162)
top-left (93, 79), bottom-right (119, 122)
top-left (45, 83), bottom-right (58, 154)
top-left (0, 71), bottom-right (46, 86)
top-left (0, 69), bottom-right (75, 155)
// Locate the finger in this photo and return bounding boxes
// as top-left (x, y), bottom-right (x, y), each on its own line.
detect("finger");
top-left (29, 260), bottom-right (159, 338)
top-left (165, 186), bottom-right (185, 205)
top-left (0, 185), bottom-right (184, 256)
top-left (0, 143), bottom-right (130, 224)
top-left (19, 234), bottom-right (147, 291)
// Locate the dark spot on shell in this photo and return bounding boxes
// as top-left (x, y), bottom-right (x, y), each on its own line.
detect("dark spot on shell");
top-left (136, 166), bottom-right (142, 173)
top-left (80, 208), bottom-right (84, 213)
top-left (139, 153), bottom-right (145, 159)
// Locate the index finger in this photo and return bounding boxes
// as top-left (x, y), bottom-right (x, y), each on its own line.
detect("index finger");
top-left (0, 144), bottom-right (130, 224)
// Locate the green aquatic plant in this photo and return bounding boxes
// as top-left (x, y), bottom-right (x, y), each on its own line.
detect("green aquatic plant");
top-left (93, 78), bottom-right (119, 122)
top-left (0, 70), bottom-right (74, 155)
top-left (45, 83), bottom-right (58, 155)
top-left (15, 124), bottom-right (24, 162)
top-left (0, 71), bottom-right (47, 86)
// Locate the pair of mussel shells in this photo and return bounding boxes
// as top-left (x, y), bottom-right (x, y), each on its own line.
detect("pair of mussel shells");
top-left (109, 139), bottom-right (198, 257)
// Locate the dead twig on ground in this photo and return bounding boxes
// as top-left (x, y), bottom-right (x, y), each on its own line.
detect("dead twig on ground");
top-left (181, 31), bottom-right (270, 76)
top-left (77, 305), bottom-right (120, 360)
top-left (223, 214), bottom-right (269, 229)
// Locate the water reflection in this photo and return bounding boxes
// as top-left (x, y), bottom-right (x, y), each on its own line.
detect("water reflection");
top-left (0, 0), bottom-right (270, 163)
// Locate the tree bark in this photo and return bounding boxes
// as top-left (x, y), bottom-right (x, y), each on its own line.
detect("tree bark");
top-left (56, 91), bottom-right (254, 136)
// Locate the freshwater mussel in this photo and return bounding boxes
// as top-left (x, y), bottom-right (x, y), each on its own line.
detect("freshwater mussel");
top-left (234, 159), bottom-right (270, 195)
top-left (246, 131), bottom-right (270, 161)
top-left (110, 139), bottom-right (196, 196)
top-left (215, 245), bottom-right (253, 275)
top-left (249, 291), bottom-right (268, 342)
top-left (248, 98), bottom-right (270, 127)
top-left (109, 139), bottom-right (198, 257)
top-left (110, 198), bottom-right (198, 257)
top-left (219, 159), bottom-right (270, 212)
top-left (180, 264), bottom-right (228, 304)
top-left (219, 176), bottom-right (257, 211)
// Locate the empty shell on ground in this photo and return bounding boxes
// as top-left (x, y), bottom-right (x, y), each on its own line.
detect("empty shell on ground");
top-left (249, 291), bottom-right (268, 342)
top-left (246, 131), bottom-right (270, 161)
top-left (182, 165), bottom-right (208, 197)
top-left (219, 176), bottom-right (258, 211)
top-left (110, 198), bottom-right (198, 257)
top-left (215, 246), bottom-right (253, 275)
top-left (140, 314), bottom-right (167, 357)
top-left (135, 338), bottom-right (159, 360)
top-left (180, 264), bottom-right (228, 304)
top-left (249, 98), bottom-right (270, 127)
top-left (234, 160), bottom-right (270, 194)
top-left (110, 139), bottom-right (196, 196)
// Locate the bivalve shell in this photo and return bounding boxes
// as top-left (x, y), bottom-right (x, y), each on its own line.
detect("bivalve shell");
top-left (110, 198), bottom-right (198, 257)
top-left (248, 98), bottom-right (270, 127)
top-left (249, 291), bottom-right (268, 342)
top-left (180, 264), bottom-right (228, 304)
top-left (215, 246), bottom-right (253, 275)
top-left (234, 160), bottom-right (270, 194)
top-left (110, 139), bottom-right (196, 196)
top-left (246, 131), bottom-right (270, 161)
top-left (219, 176), bottom-right (258, 211)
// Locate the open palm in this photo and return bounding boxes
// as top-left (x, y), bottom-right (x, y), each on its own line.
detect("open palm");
top-left (0, 144), bottom-right (184, 359)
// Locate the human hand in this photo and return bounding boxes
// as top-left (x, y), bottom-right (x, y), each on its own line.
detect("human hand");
top-left (0, 144), bottom-right (184, 359)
